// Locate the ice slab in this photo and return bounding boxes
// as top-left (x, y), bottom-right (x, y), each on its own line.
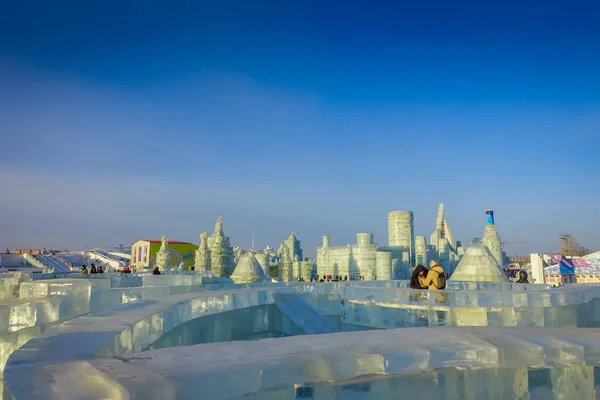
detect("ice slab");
top-left (274, 293), bottom-right (339, 334)
top-left (8, 326), bottom-right (600, 400)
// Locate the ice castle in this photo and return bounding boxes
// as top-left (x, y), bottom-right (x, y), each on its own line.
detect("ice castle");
top-left (1, 207), bottom-right (598, 399)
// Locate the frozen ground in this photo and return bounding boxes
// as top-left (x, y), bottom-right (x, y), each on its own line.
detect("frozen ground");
top-left (2, 274), bottom-right (600, 399)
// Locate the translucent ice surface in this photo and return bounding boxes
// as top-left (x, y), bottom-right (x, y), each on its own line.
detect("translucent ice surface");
top-left (3, 274), bottom-right (600, 399)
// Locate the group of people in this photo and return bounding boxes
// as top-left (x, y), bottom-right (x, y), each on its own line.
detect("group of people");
top-left (306, 275), bottom-right (365, 282)
top-left (80, 263), bottom-right (104, 275)
top-left (410, 260), bottom-right (446, 290)
top-left (410, 261), bottom-right (530, 288)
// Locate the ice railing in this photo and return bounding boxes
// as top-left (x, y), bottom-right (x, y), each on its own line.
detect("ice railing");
top-left (4, 287), bottom-right (284, 400)
top-left (0, 273), bottom-right (215, 383)
top-left (3, 277), bottom-right (600, 398)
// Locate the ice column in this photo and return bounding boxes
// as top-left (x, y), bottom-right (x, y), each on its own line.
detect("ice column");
top-left (415, 236), bottom-right (428, 267)
top-left (278, 262), bottom-right (294, 282)
top-left (438, 240), bottom-right (450, 270)
top-left (388, 211), bottom-right (415, 265)
top-left (300, 261), bottom-right (315, 279)
top-left (353, 233), bottom-right (376, 279)
top-left (356, 233), bottom-right (374, 247)
top-left (376, 252), bottom-right (392, 280)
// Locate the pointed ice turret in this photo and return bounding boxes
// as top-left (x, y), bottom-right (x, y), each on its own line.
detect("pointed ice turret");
top-left (481, 209), bottom-right (503, 268)
top-left (278, 232), bottom-right (303, 264)
top-left (213, 216), bottom-right (224, 236)
top-left (230, 253), bottom-right (266, 284)
top-left (194, 231), bottom-right (211, 272)
top-left (207, 216), bottom-right (235, 277)
top-left (430, 203), bottom-right (445, 250)
top-left (449, 243), bottom-right (509, 282)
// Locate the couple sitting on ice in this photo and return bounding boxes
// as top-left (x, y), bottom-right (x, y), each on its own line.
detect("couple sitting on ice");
top-left (410, 260), bottom-right (446, 290)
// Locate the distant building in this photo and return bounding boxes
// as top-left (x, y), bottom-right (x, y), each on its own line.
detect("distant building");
top-left (13, 249), bottom-right (42, 255)
top-left (130, 239), bottom-right (198, 269)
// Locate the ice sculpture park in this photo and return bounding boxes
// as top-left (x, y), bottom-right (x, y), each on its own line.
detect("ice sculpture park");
top-left (1, 207), bottom-right (600, 399)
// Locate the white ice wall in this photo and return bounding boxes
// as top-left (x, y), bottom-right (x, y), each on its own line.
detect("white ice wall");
top-left (0, 254), bottom-right (29, 268)
top-left (530, 253), bottom-right (545, 284)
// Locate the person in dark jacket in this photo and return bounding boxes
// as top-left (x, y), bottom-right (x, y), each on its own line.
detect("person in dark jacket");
top-left (515, 270), bottom-right (529, 283)
top-left (410, 265), bottom-right (429, 289)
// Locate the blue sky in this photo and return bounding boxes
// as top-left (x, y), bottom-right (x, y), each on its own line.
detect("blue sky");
top-left (0, 0), bottom-right (598, 255)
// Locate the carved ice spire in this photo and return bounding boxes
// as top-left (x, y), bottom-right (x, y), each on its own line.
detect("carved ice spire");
top-left (213, 216), bottom-right (224, 236)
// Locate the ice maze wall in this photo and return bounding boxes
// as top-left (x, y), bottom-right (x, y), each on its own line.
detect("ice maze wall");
top-left (4, 275), bottom-right (600, 399)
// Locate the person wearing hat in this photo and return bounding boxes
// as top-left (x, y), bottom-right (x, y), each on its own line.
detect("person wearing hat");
top-left (421, 260), bottom-right (446, 290)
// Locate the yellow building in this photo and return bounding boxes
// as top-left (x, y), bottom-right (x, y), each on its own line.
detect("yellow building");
top-left (130, 239), bottom-right (198, 269)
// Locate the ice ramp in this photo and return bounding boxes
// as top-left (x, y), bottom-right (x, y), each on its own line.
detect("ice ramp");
top-left (36, 255), bottom-right (70, 273)
top-left (274, 293), bottom-right (340, 335)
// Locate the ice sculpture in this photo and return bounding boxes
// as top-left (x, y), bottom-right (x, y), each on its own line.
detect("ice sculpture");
top-left (450, 243), bottom-right (509, 282)
top-left (376, 251), bottom-right (392, 280)
top-left (230, 253), bottom-right (266, 284)
top-left (277, 232), bottom-right (303, 264)
top-left (194, 231), bottom-right (211, 272)
top-left (429, 203), bottom-right (445, 250)
top-left (316, 232), bottom-right (408, 280)
top-left (207, 217), bottom-right (235, 277)
top-left (253, 252), bottom-right (269, 276)
top-left (444, 219), bottom-right (456, 252)
top-left (427, 203), bottom-right (463, 271)
top-left (388, 211), bottom-right (415, 265)
top-left (481, 209), bottom-right (504, 268)
top-left (415, 236), bottom-right (428, 268)
top-left (277, 233), bottom-right (310, 281)
top-left (154, 234), bottom-right (172, 269)
top-left (8, 277), bottom-right (600, 400)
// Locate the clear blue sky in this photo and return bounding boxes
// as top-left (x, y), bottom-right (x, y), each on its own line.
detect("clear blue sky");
top-left (1, 0), bottom-right (598, 256)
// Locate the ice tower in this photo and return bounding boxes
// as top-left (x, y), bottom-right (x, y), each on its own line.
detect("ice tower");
top-left (207, 217), bottom-right (235, 277)
top-left (414, 236), bottom-right (428, 267)
top-left (388, 211), bottom-right (415, 266)
top-left (194, 231), bottom-right (211, 272)
top-left (481, 209), bottom-right (503, 268)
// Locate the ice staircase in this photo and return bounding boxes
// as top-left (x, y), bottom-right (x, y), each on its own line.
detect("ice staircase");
top-left (34, 255), bottom-right (70, 273)
top-left (274, 293), bottom-right (340, 334)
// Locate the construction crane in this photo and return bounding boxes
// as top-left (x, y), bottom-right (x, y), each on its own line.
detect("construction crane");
top-left (502, 241), bottom-right (529, 245)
